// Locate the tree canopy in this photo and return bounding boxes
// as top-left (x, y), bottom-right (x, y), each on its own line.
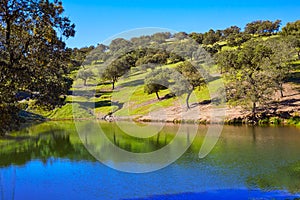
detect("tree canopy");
top-left (216, 38), bottom-right (295, 118)
top-left (144, 69), bottom-right (170, 100)
top-left (0, 0), bottom-right (75, 133)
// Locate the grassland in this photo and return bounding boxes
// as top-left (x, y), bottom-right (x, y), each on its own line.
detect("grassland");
top-left (25, 34), bottom-right (300, 126)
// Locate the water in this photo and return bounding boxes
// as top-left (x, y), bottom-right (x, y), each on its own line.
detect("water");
top-left (0, 121), bottom-right (300, 200)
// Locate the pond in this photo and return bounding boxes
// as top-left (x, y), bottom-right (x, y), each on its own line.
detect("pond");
top-left (0, 121), bottom-right (300, 200)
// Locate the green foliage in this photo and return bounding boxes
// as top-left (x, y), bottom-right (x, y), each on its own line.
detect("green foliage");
top-left (0, 0), bottom-right (75, 133)
top-left (203, 29), bottom-right (222, 45)
top-left (151, 32), bottom-right (171, 43)
top-left (109, 38), bottom-right (133, 52)
top-left (173, 32), bottom-right (188, 40)
top-left (189, 32), bottom-right (204, 44)
top-left (101, 53), bottom-right (136, 90)
top-left (69, 46), bottom-right (95, 70)
top-left (135, 48), bottom-right (169, 66)
top-left (77, 69), bottom-right (95, 86)
top-left (258, 118), bottom-right (269, 125)
top-left (287, 116), bottom-right (300, 127)
top-left (245, 20), bottom-right (281, 35)
top-left (170, 61), bottom-right (207, 109)
top-left (264, 37), bottom-right (296, 97)
top-left (269, 117), bottom-right (282, 125)
top-left (144, 69), bottom-right (170, 99)
top-left (222, 26), bottom-right (241, 38)
top-left (282, 20), bottom-right (300, 36)
top-left (226, 33), bottom-right (251, 47)
top-left (220, 39), bottom-right (277, 117)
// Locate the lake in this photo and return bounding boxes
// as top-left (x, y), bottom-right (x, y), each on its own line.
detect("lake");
top-left (0, 121), bottom-right (300, 200)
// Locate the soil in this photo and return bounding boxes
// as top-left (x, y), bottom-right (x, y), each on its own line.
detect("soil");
top-left (117, 83), bottom-right (300, 123)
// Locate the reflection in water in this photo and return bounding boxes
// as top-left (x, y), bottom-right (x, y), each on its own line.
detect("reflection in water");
top-left (252, 126), bottom-right (256, 143)
top-left (0, 122), bottom-right (299, 199)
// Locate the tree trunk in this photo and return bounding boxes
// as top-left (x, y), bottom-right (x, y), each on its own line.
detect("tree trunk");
top-left (278, 82), bottom-right (284, 98)
top-left (186, 91), bottom-right (192, 109)
top-left (280, 89), bottom-right (284, 98)
top-left (112, 81), bottom-right (115, 90)
top-left (155, 91), bottom-right (160, 100)
top-left (83, 79), bottom-right (87, 86)
top-left (252, 102), bottom-right (256, 119)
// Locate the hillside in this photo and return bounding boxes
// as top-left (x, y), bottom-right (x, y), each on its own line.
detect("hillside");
top-left (27, 59), bottom-right (300, 126)
top-left (25, 20), bottom-right (300, 126)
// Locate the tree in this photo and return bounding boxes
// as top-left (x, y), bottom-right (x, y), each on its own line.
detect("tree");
top-left (144, 69), bottom-right (170, 100)
top-left (109, 38), bottom-right (132, 52)
top-left (282, 20), bottom-right (300, 36)
top-left (0, 0), bottom-right (75, 133)
top-left (135, 49), bottom-right (168, 66)
top-left (77, 69), bottom-right (95, 86)
top-left (222, 26), bottom-right (241, 38)
top-left (227, 33), bottom-right (251, 47)
top-left (203, 29), bottom-right (221, 45)
top-left (151, 32), bottom-right (171, 43)
top-left (69, 46), bottom-right (94, 71)
top-left (189, 32), bottom-right (204, 44)
top-left (245, 20), bottom-right (281, 35)
top-left (101, 54), bottom-right (136, 90)
top-left (130, 35), bottom-right (151, 46)
top-left (265, 37), bottom-right (296, 97)
top-left (170, 61), bottom-right (206, 109)
top-left (220, 40), bottom-right (276, 118)
top-left (173, 32), bottom-right (188, 40)
top-left (215, 50), bottom-right (238, 74)
top-left (286, 36), bottom-right (300, 59)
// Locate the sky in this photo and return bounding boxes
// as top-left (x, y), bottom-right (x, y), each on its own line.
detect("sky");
top-left (61, 0), bottom-right (300, 48)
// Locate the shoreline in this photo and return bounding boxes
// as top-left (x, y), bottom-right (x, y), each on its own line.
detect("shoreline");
top-left (21, 114), bottom-right (300, 127)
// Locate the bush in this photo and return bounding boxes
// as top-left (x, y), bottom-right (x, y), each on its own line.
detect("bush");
top-left (287, 116), bottom-right (300, 125)
top-left (258, 118), bottom-right (269, 125)
top-left (269, 117), bottom-right (282, 125)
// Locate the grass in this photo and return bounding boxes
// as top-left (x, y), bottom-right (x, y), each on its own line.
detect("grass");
top-left (28, 33), bottom-right (299, 122)
top-left (28, 103), bottom-right (93, 120)
top-left (29, 59), bottom-right (226, 120)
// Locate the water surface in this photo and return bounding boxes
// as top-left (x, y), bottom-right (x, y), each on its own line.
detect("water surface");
top-left (0, 121), bottom-right (300, 200)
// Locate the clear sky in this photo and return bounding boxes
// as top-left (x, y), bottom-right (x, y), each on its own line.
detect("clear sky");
top-left (61, 0), bottom-right (300, 48)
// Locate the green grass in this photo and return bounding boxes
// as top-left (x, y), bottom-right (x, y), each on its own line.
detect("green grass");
top-left (31, 32), bottom-right (294, 121)
top-left (29, 60), bottom-right (226, 120)
top-left (287, 116), bottom-right (300, 127)
top-left (28, 103), bottom-right (93, 120)
top-left (221, 45), bottom-right (238, 51)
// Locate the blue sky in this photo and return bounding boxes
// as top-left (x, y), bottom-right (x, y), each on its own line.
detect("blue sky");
top-left (62, 0), bottom-right (300, 48)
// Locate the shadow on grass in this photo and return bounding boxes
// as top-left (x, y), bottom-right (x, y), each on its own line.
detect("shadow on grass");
top-left (68, 90), bottom-right (96, 97)
top-left (208, 75), bottom-right (221, 82)
top-left (97, 82), bottom-right (111, 86)
top-left (69, 89), bottom-right (112, 98)
top-left (189, 99), bottom-right (212, 109)
top-left (119, 79), bottom-right (144, 88)
top-left (287, 71), bottom-right (300, 84)
top-left (73, 100), bottom-right (112, 109)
